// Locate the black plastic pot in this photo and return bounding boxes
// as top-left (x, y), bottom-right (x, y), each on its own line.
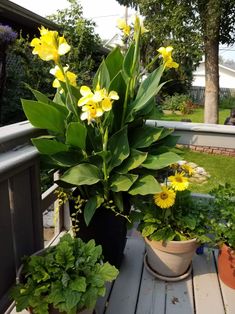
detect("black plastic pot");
top-left (70, 193), bottom-right (129, 268)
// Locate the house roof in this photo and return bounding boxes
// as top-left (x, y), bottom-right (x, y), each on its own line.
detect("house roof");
top-left (0, 0), bottom-right (58, 36)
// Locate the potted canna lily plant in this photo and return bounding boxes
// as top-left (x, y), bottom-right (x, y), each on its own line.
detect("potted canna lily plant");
top-left (130, 163), bottom-right (212, 281)
top-left (22, 17), bottom-right (181, 267)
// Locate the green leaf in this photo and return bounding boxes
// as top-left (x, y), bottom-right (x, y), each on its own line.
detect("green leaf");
top-left (66, 122), bottom-right (87, 149)
top-left (123, 43), bottom-right (135, 77)
top-left (84, 195), bottom-right (104, 226)
top-left (51, 151), bottom-right (83, 167)
top-left (93, 59), bottom-right (110, 89)
top-left (110, 174), bottom-right (138, 192)
top-left (116, 149), bottom-right (147, 173)
top-left (98, 262), bottom-right (119, 281)
top-left (105, 47), bottom-right (124, 81)
top-left (70, 277), bottom-right (86, 292)
top-left (60, 163), bottom-right (101, 186)
top-left (108, 126), bottom-right (130, 169)
top-left (32, 136), bottom-right (68, 155)
top-left (142, 225), bottom-right (157, 237)
top-left (55, 242), bottom-right (74, 270)
top-left (129, 126), bottom-right (163, 148)
top-left (142, 152), bottom-right (181, 170)
top-left (22, 99), bottom-right (66, 134)
top-left (128, 175), bottom-right (161, 195)
top-left (150, 227), bottom-right (175, 242)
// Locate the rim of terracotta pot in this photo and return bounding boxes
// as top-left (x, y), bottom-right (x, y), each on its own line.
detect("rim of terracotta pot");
top-left (145, 237), bottom-right (199, 254)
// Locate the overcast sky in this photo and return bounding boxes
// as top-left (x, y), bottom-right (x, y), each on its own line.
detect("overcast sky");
top-left (10, 0), bottom-right (235, 61)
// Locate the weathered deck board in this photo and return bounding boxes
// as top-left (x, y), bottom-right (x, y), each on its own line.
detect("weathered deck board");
top-left (214, 250), bottom-right (235, 314)
top-left (105, 237), bottom-right (145, 314)
top-left (165, 275), bottom-right (194, 314)
top-left (193, 250), bottom-right (225, 314)
top-left (136, 267), bottom-right (166, 314)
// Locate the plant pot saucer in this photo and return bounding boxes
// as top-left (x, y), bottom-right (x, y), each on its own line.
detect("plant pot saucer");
top-left (144, 254), bottom-right (192, 282)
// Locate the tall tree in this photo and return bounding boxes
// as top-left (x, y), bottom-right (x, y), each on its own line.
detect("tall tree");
top-left (116, 0), bottom-right (235, 124)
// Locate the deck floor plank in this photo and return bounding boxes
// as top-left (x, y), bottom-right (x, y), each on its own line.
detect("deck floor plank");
top-left (105, 237), bottom-right (145, 314)
top-left (165, 275), bottom-right (194, 314)
top-left (214, 250), bottom-right (235, 314)
top-left (193, 250), bottom-right (225, 314)
top-left (136, 267), bottom-right (166, 314)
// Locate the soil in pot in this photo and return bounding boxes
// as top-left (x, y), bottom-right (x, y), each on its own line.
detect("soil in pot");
top-left (145, 237), bottom-right (198, 280)
top-left (218, 243), bottom-right (235, 289)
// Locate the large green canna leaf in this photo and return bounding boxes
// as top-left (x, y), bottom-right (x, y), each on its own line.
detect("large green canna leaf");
top-left (66, 122), bottom-right (87, 149)
top-left (60, 163), bottom-right (101, 185)
top-left (32, 136), bottom-right (68, 155)
top-left (22, 99), bottom-right (66, 134)
top-left (142, 152), bottom-right (181, 170)
top-left (84, 195), bottom-right (104, 226)
top-left (51, 151), bottom-right (84, 168)
top-left (109, 173), bottom-right (138, 192)
top-left (105, 47), bottom-right (124, 81)
top-left (93, 60), bottom-right (110, 89)
top-left (108, 126), bottom-right (130, 169)
top-left (129, 126), bottom-right (164, 148)
top-left (116, 149), bottom-right (147, 173)
top-left (128, 175), bottom-right (161, 195)
top-left (123, 43), bottom-right (135, 78)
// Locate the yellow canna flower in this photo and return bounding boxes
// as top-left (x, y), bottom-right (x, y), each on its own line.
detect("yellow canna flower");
top-left (154, 186), bottom-right (176, 209)
top-left (157, 46), bottom-right (179, 69)
top-left (117, 18), bottom-right (131, 36)
top-left (80, 102), bottom-right (103, 124)
top-left (50, 65), bottom-right (77, 88)
top-left (101, 90), bottom-right (119, 112)
top-left (168, 172), bottom-right (189, 191)
top-left (133, 15), bottom-right (149, 36)
top-left (30, 26), bottom-right (70, 63)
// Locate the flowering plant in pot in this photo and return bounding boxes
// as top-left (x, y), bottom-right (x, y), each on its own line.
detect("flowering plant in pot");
top-left (131, 164), bottom-right (212, 281)
top-left (209, 184), bottom-right (235, 289)
top-left (21, 17), bottom-right (180, 266)
top-left (11, 234), bottom-right (118, 314)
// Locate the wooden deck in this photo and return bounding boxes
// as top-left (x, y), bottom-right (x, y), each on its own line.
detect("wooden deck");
top-left (9, 237), bottom-right (235, 314)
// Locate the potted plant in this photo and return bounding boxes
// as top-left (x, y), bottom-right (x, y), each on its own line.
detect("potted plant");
top-left (131, 164), bottom-right (212, 281)
top-left (11, 234), bottom-right (118, 313)
top-left (21, 18), bottom-right (181, 267)
top-left (209, 184), bottom-right (235, 289)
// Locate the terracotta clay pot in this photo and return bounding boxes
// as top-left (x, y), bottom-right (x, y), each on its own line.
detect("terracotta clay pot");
top-left (218, 243), bottom-right (235, 289)
top-left (145, 237), bottom-right (198, 279)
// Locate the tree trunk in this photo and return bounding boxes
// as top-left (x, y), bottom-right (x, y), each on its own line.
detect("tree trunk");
top-left (204, 39), bottom-right (219, 124)
top-left (198, 0), bottom-right (221, 124)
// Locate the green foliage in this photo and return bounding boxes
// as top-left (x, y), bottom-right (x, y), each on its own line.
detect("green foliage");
top-left (219, 96), bottom-right (235, 109)
top-left (209, 184), bottom-right (235, 249)
top-left (162, 93), bottom-right (195, 114)
top-left (132, 190), bottom-right (212, 243)
top-left (11, 234), bottom-right (118, 313)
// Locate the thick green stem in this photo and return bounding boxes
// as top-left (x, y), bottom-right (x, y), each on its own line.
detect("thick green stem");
top-left (100, 124), bottom-right (109, 200)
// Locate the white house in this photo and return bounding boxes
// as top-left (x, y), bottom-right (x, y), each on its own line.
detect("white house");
top-left (192, 61), bottom-right (235, 89)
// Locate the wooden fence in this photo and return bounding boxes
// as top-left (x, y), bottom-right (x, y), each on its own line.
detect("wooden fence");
top-left (190, 86), bottom-right (235, 105)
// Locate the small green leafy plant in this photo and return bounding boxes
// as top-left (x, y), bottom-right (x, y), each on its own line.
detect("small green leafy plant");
top-left (162, 93), bottom-right (195, 114)
top-left (12, 234), bottom-right (118, 314)
top-left (209, 184), bottom-right (235, 249)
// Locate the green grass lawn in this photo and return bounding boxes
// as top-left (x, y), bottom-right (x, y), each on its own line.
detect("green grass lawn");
top-left (155, 108), bottom-right (230, 124)
top-left (173, 147), bottom-right (235, 193)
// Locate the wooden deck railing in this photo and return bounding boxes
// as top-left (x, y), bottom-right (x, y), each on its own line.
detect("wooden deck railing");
top-left (0, 120), bottom-right (234, 313)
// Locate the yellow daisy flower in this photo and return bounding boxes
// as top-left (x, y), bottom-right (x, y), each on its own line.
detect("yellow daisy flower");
top-left (181, 164), bottom-right (195, 176)
top-left (30, 26), bottom-right (70, 63)
top-left (154, 186), bottom-right (176, 209)
top-left (168, 172), bottom-right (189, 191)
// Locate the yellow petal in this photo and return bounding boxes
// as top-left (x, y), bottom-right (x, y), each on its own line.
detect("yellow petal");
top-left (52, 79), bottom-right (60, 88)
top-left (78, 94), bottom-right (93, 107)
top-left (117, 18), bottom-right (126, 29)
top-left (101, 98), bottom-right (112, 111)
top-left (80, 86), bottom-right (92, 97)
top-left (58, 42), bottom-right (71, 56)
top-left (93, 90), bottom-right (104, 102)
top-left (108, 91), bottom-right (119, 100)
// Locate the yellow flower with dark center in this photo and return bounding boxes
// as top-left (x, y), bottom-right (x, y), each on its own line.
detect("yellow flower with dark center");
top-left (157, 46), bottom-right (179, 69)
top-left (168, 172), bottom-right (189, 191)
top-left (50, 66), bottom-right (77, 88)
top-left (80, 102), bottom-right (103, 124)
top-left (30, 26), bottom-right (70, 63)
top-left (154, 186), bottom-right (176, 209)
top-left (181, 164), bottom-right (195, 176)
top-left (117, 18), bottom-right (131, 36)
